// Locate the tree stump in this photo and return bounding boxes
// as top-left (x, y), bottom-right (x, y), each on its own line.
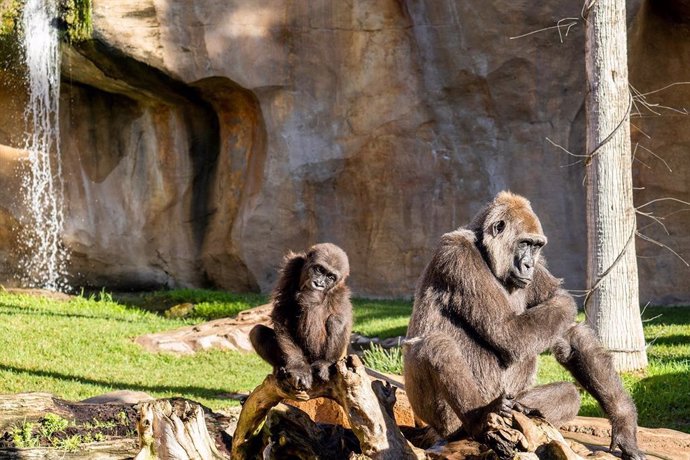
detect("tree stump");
top-left (231, 355), bottom-right (418, 460)
top-left (134, 399), bottom-right (225, 460)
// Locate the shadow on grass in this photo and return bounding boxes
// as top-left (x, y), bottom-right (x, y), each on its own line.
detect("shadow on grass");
top-left (0, 363), bottom-right (233, 403)
top-left (649, 334), bottom-right (690, 347)
top-left (112, 290), bottom-right (267, 317)
top-left (643, 306), bottom-right (690, 325)
top-left (0, 302), bottom-right (141, 323)
top-left (631, 371), bottom-right (690, 433)
top-left (353, 324), bottom-right (409, 339)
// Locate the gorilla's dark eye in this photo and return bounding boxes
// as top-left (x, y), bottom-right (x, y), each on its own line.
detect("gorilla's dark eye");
top-left (492, 220), bottom-right (506, 236)
top-left (328, 274), bottom-right (336, 282)
top-left (314, 266), bottom-right (323, 275)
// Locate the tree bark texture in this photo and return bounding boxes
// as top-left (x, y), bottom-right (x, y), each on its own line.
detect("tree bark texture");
top-left (584, 0), bottom-right (648, 371)
top-left (134, 399), bottom-right (226, 460)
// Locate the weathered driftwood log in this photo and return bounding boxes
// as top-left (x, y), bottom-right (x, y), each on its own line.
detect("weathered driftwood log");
top-left (135, 304), bottom-right (272, 354)
top-left (231, 355), bottom-right (417, 460)
top-left (0, 393), bottom-right (233, 460)
top-left (134, 399), bottom-right (226, 460)
top-left (0, 392), bottom-right (139, 459)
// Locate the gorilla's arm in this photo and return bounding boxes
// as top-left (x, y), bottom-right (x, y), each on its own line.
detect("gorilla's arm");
top-left (311, 297), bottom-right (353, 381)
top-left (270, 254), bottom-right (315, 388)
top-left (437, 231), bottom-right (576, 364)
top-left (525, 262), bottom-right (562, 306)
top-left (322, 304), bottom-right (352, 361)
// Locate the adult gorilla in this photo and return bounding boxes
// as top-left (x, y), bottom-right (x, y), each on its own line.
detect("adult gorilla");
top-left (404, 191), bottom-right (643, 460)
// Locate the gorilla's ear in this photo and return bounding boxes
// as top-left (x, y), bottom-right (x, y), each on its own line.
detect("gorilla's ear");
top-left (491, 220), bottom-right (506, 237)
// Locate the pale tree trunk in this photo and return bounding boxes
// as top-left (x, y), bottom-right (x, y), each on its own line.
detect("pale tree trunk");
top-left (584, 0), bottom-right (648, 371)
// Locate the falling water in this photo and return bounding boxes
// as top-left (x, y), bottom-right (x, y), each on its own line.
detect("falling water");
top-left (19, 0), bottom-right (68, 290)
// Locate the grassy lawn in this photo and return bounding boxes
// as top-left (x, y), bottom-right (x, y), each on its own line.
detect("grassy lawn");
top-left (537, 307), bottom-right (690, 433)
top-left (0, 289), bottom-right (687, 433)
top-left (0, 291), bottom-right (271, 410)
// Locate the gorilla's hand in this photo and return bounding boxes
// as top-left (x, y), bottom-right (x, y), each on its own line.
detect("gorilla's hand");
top-left (488, 393), bottom-right (516, 421)
top-left (611, 421), bottom-right (646, 460)
top-left (280, 362), bottom-right (313, 391)
top-left (511, 400), bottom-right (543, 418)
top-left (471, 394), bottom-right (516, 437)
top-left (326, 314), bottom-right (347, 333)
top-left (311, 360), bottom-right (331, 382)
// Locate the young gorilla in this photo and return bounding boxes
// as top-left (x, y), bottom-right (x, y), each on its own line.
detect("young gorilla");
top-left (404, 191), bottom-right (644, 460)
top-left (250, 243), bottom-right (353, 391)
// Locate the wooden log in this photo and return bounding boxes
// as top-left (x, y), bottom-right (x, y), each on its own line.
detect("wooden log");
top-left (262, 403), bottom-right (358, 459)
top-left (0, 392), bottom-right (139, 459)
top-left (0, 440), bottom-right (139, 460)
top-left (135, 304), bottom-right (272, 354)
top-left (0, 393), bottom-right (232, 460)
top-left (231, 355), bottom-right (417, 460)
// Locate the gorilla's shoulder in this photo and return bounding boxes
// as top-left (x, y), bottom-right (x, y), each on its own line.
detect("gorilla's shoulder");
top-left (440, 228), bottom-right (477, 248)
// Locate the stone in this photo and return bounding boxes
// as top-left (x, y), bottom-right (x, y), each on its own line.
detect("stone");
top-left (561, 416), bottom-right (690, 460)
top-left (0, 1), bottom-right (687, 303)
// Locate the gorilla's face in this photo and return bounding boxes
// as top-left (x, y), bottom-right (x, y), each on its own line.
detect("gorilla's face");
top-left (307, 263), bottom-right (338, 291)
top-left (508, 235), bottom-right (546, 288)
top-left (299, 243), bottom-right (349, 293)
top-left (481, 205), bottom-right (546, 290)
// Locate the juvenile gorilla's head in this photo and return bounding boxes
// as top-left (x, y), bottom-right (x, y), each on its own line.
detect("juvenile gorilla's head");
top-left (300, 243), bottom-right (350, 293)
top-left (470, 191), bottom-right (547, 289)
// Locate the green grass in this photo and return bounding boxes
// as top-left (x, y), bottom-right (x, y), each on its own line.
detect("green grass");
top-left (122, 290), bottom-right (412, 339)
top-left (362, 343), bottom-right (404, 374)
top-left (0, 289), bottom-right (688, 433)
top-left (120, 288), bottom-right (268, 321)
top-left (351, 298), bottom-right (412, 338)
top-left (0, 291), bottom-right (270, 410)
top-left (537, 307), bottom-right (690, 432)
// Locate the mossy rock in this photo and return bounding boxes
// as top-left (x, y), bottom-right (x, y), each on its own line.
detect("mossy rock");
top-left (164, 303), bottom-right (196, 319)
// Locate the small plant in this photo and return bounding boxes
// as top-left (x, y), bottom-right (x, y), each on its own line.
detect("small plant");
top-left (116, 410), bottom-right (129, 426)
top-left (56, 434), bottom-right (83, 452)
top-left (57, 0), bottom-right (92, 42)
top-left (84, 417), bottom-right (115, 430)
top-left (11, 421), bottom-right (39, 448)
top-left (362, 343), bottom-right (404, 375)
top-left (39, 413), bottom-right (69, 439)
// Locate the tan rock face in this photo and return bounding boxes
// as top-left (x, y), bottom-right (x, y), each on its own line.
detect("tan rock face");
top-left (0, 1), bottom-right (688, 302)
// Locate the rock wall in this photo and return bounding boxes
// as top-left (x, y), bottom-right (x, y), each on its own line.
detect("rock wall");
top-left (0, 0), bottom-right (688, 302)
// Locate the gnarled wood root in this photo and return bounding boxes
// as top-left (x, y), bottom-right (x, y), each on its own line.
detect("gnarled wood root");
top-left (230, 355), bottom-right (418, 460)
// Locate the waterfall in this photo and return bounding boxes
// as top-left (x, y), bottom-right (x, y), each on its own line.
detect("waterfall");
top-left (19, 0), bottom-right (68, 290)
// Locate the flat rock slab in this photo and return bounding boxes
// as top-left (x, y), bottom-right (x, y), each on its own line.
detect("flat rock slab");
top-left (135, 304), bottom-right (272, 354)
top-left (561, 416), bottom-right (690, 460)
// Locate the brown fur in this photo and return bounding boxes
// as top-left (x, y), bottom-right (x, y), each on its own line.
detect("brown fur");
top-left (404, 191), bottom-right (644, 460)
top-left (250, 243), bottom-right (353, 390)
